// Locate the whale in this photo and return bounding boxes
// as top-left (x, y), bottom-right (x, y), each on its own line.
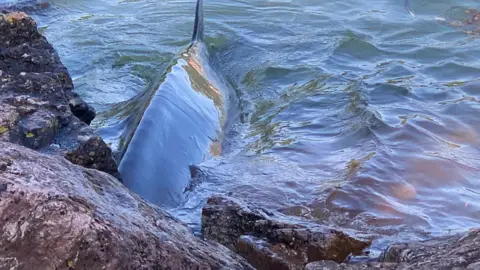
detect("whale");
top-left (118, 0), bottom-right (233, 207)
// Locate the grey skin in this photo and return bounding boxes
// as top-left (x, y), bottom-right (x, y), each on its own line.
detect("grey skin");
top-left (118, 0), bottom-right (232, 207)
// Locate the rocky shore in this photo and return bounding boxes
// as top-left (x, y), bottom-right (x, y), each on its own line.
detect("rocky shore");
top-left (0, 10), bottom-right (119, 178)
top-left (0, 9), bottom-right (479, 270)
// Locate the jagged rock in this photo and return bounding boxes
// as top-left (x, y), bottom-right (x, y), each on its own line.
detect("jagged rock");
top-left (0, 11), bottom-right (118, 177)
top-left (202, 196), bottom-right (371, 270)
top-left (0, 10), bottom-right (41, 47)
top-left (0, 141), bottom-right (253, 270)
top-left (65, 136), bottom-right (120, 179)
top-left (305, 230), bottom-right (480, 269)
top-left (69, 93), bottom-right (96, 125)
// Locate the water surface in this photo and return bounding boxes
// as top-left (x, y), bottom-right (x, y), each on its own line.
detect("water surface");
top-left (27, 0), bottom-right (480, 255)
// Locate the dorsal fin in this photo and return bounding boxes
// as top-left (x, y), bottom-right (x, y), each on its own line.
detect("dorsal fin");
top-left (404, 0), bottom-right (415, 16)
top-left (191, 0), bottom-right (204, 42)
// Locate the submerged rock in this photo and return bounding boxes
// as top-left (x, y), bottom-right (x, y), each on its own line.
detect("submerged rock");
top-left (0, 11), bottom-right (118, 177)
top-left (305, 229), bottom-right (480, 269)
top-left (0, 141), bottom-right (253, 269)
top-left (202, 196), bottom-right (371, 270)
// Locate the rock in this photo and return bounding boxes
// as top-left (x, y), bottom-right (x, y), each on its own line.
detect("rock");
top-left (0, 11), bottom-right (41, 47)
top-left (19, 109), bottom-right (59, 149)
top-left (202, 196), bottom-right (371, 270)
top-left (378, 230), bottom-right (480, 269)
top-left (69, 93), bottom-right (96, 125)
top-left (0, 0), bottom-right (50, 14)
top-left (304, 229), bottom-right (480, 269)
top-left (0, 141), bottom-right (253, 270)
top-left (0, 103), bottom-right (20, 142)
top-left (65, 136), bottom-right (120, 179)
top-left (304, 260), bottom-right (398, 270)
top-left (0, 11), bottom-right (118, 177)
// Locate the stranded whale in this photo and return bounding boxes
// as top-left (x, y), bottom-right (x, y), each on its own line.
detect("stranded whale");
top-left (118, 0), bottom-right (233, 206)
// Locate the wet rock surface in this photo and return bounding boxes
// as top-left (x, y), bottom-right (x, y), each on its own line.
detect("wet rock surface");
top-left (202, 196), bottom-right (371, 270)
top-left (0, 11), bottom-right (118, 177)
top-left (305, 229), bottom-right (480, 269)
top-left (0, 141), bottom-right (253, 270)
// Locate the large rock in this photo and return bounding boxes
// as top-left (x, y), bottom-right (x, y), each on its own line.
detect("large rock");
top-left (305, 229), bottom-right (480, 269)
top-left (0, 11), bottom-right (119, 178)
top-left (202, 196), bottom-right (371, 270)
top-left (0, 141), bottom-right (253, 270)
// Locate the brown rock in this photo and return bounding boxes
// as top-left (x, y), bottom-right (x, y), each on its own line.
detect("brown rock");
top-left (305, 229), bottom-right (480, 270)
top-left (0, 141), bottom-right (253, 270)
top-left (65, 136), bottom-right (120, 179)
top-left (202, 196), bottom-right (371, 270)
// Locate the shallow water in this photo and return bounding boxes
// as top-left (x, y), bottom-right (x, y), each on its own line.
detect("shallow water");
top-left (23, 0), bottom-right (480, 255)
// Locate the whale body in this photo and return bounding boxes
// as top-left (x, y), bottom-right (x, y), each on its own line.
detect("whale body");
top-left (118, 0), bottom-right (231, 206)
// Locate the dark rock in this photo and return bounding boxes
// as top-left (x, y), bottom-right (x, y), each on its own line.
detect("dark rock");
top-left (65, 136), bottom-right (120, 179)
top-left (69, 93), bottom-right (96, 125)
top-left (305, 229), bottom-right (480, 269)
top-left (0, 12), bottom-right (119, 178)
top-left (0, 11), bottom-right (41, 47)
top-left (185, 164), bottom-right (207, 193)
top-left (0, 183), bottom-right (7, 193)
top-left (202, 196), bottom-right (371, 270)
top-left (0, 141), bottom-right (253, 270)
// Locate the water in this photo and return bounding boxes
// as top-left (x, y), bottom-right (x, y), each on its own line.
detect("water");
top-left (20, 0), bottom-right (480, 254)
